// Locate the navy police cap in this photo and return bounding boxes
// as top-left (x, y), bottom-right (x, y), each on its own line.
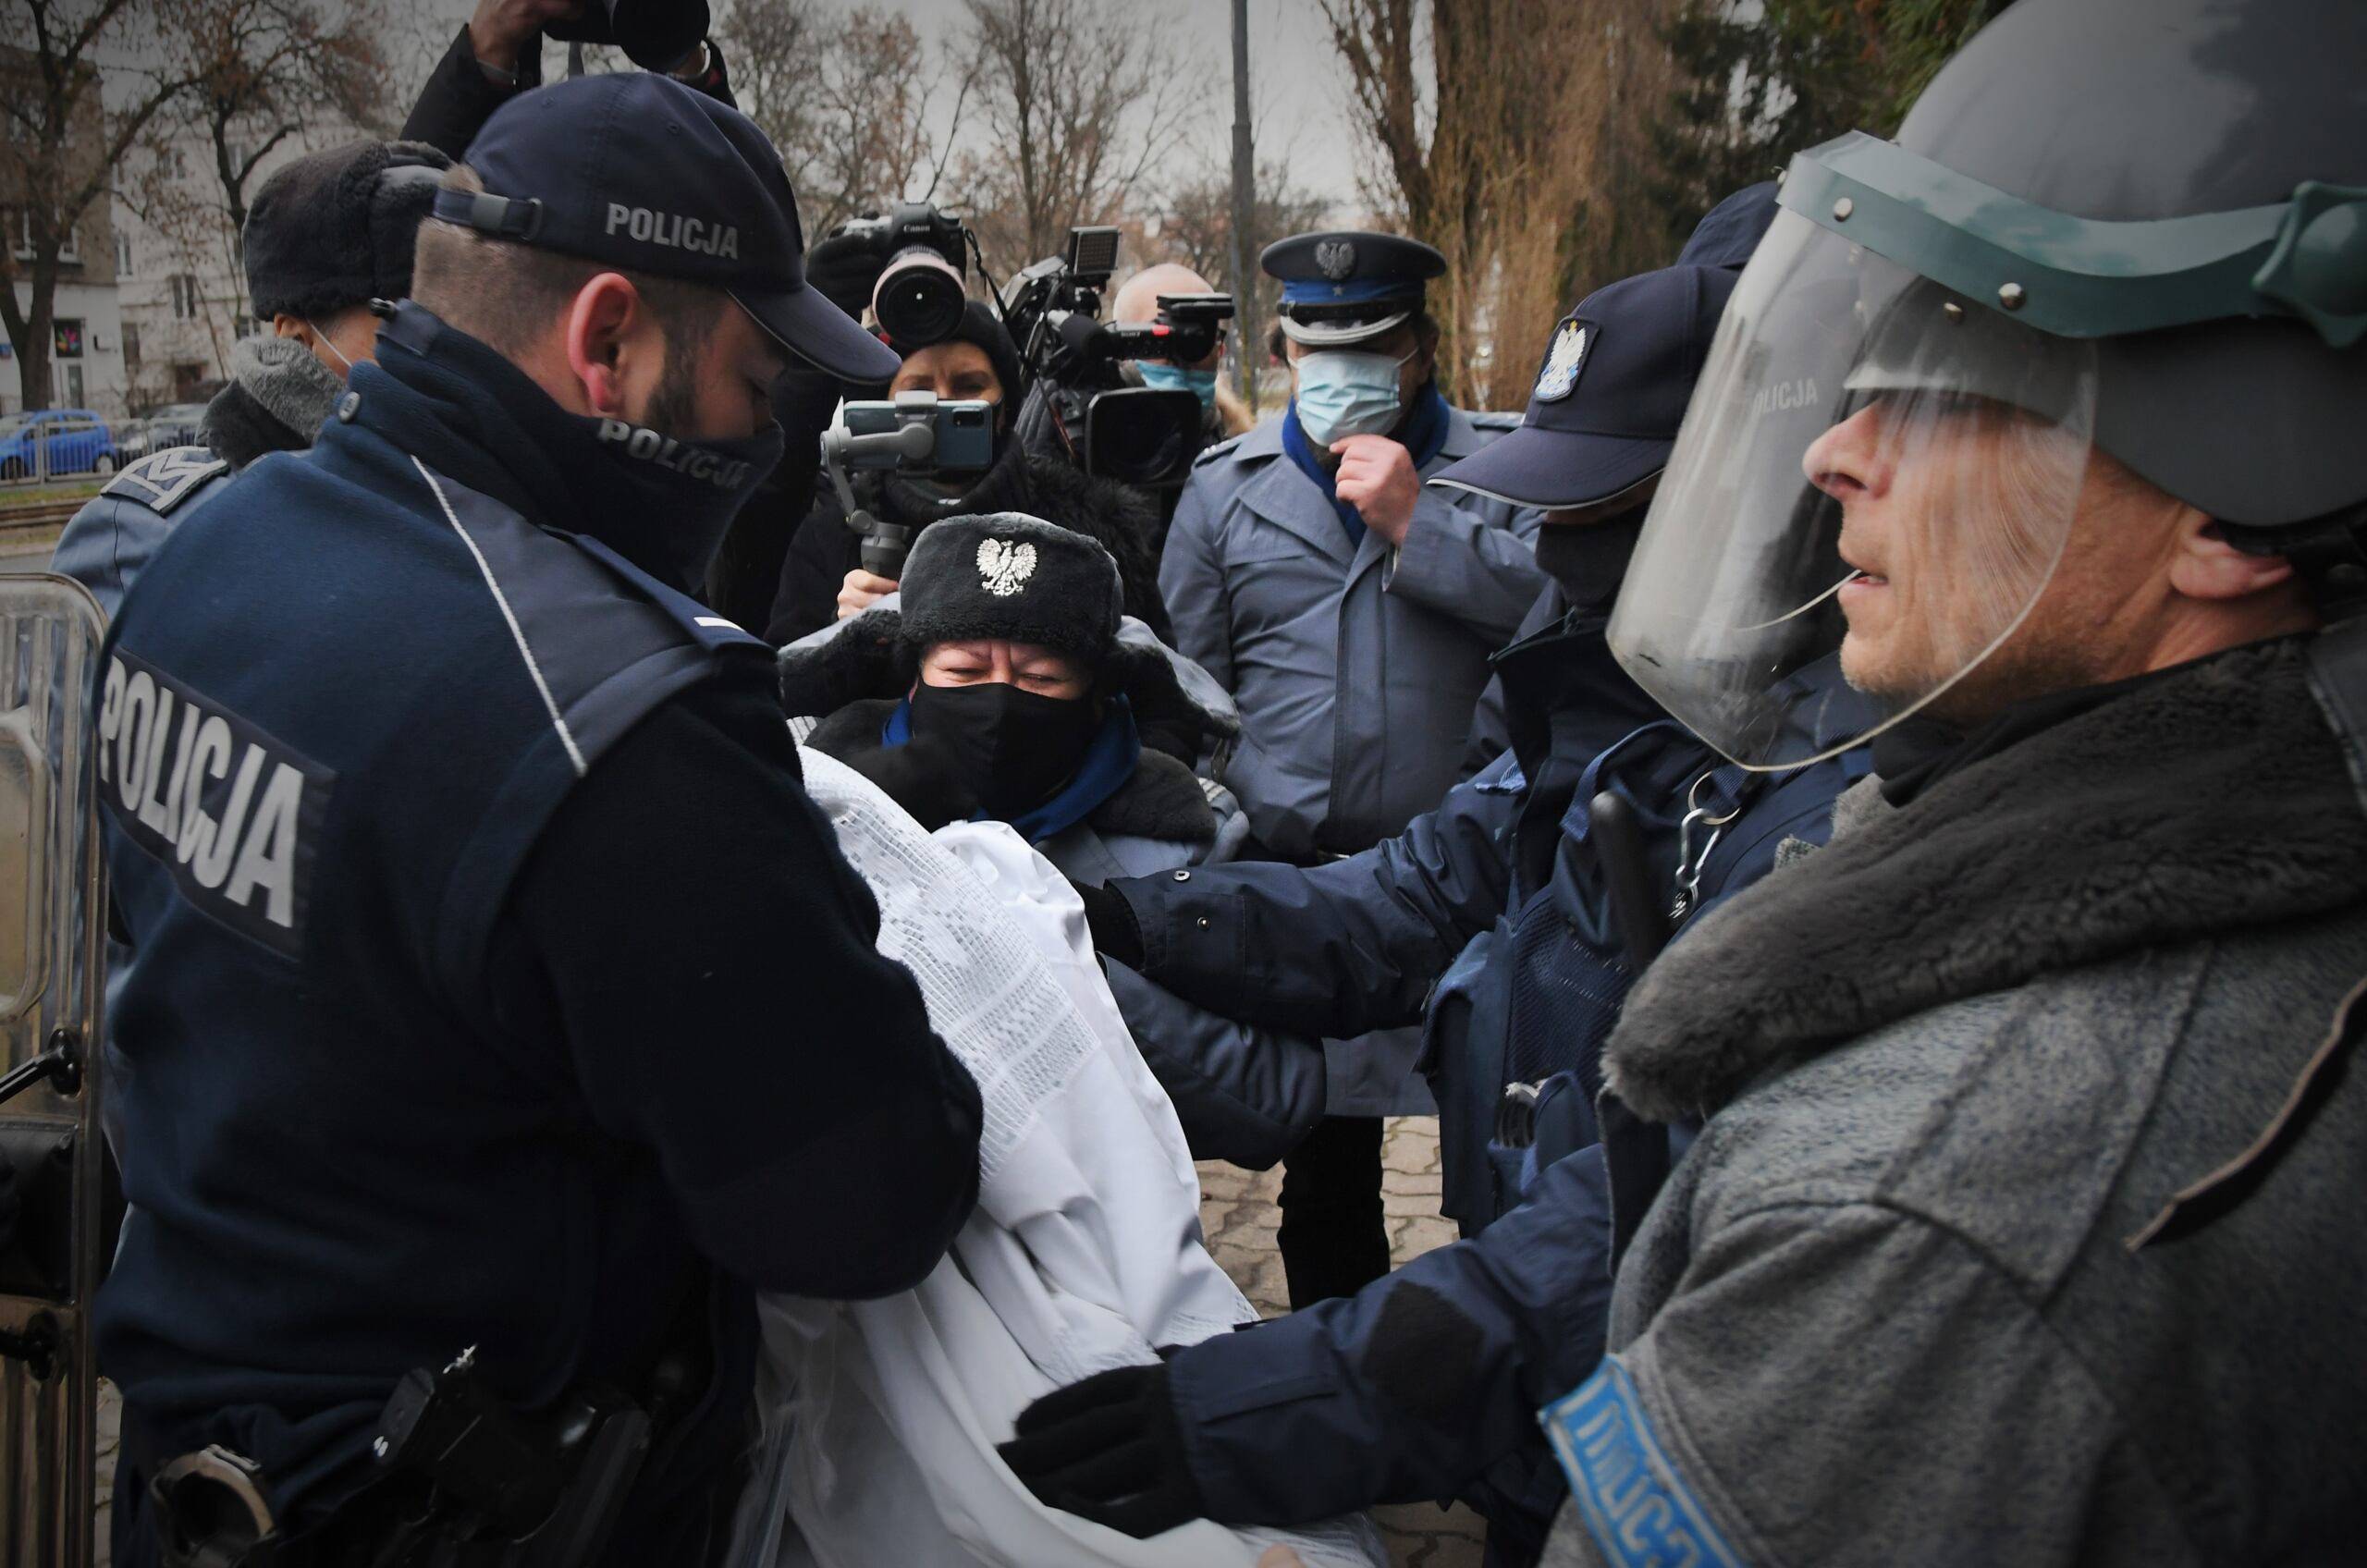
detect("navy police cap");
top-left (435, 73), bottom-right (898, 384)
top-left (1263, 230), bottom-right (1446, 347)
top-left (1676, 180), bottom-right (1780, 271)
top-left (1429, 263), bottom-right (1739, 510)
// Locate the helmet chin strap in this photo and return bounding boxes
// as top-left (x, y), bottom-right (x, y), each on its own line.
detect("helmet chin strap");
top-left (2246, 501), bottom-right (2367, 815)
top-left (2223, 503), bottom-right (2367, 624)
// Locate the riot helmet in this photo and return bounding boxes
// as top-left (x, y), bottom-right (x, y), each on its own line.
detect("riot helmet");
top-left (1608, 0), bottom-right (2367, 769)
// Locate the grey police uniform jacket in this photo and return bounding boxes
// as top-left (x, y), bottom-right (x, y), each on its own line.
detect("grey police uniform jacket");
top-left (53, 447), bottom-right (234, 621)
top-left (1159, 409), bottom-right (1544, 860)
top-left (1538, 636), bottom-right (2367, 1568)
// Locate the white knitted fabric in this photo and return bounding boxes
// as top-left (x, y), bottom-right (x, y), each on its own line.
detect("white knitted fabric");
top-left (728, 750), bottom-right (1381, 1568)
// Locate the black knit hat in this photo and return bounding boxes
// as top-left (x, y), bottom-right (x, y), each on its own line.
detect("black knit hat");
top-left (946, 300), bottom-right (1024, 412)
top-left (895, 512), bottom-right (1123, 669)
top-left (244, 140), bottom-right (452, 320)
top-left (869, 299), bottom-right (1024, 407)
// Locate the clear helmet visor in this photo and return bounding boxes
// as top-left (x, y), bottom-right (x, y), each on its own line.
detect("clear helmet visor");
top-left (1608, 209), bottom-right (2100, 769)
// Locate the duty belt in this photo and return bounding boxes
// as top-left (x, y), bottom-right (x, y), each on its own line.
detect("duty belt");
top-left (141, 1344), bottom-right (666, 1568)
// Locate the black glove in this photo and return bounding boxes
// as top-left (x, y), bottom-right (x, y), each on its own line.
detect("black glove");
top-left (840, 735), bottom-right (979, 832)
top-left (1073, 879), bottom-right (1144, 969)
top-left (998, 1363), bottom-right (1208, 1539)
top-left (804, 230), bottom-right (891, 323)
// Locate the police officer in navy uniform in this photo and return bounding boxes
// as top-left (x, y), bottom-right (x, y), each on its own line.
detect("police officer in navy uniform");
top-left (54, 140), bottom-right (450, 619)
top-left (1006, 258), bottom-right (1873, 1567)
top-left (97, 73), bottom-right (982, 1565)
top-left (1159, 230), bottom-right (1544, 1308)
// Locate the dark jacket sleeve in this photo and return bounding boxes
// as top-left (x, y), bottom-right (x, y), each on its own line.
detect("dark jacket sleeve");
top-left (1463, 582), bottom-right (1568, 776)
top-left (1167, 1145), bottom-right (1613, 1525)
top-left (401, 24), bottom-right (541, 160)
top-left (1106, 961), bottom-right (1325, 1169)
top-left (708, 370), bottom-right (838, 633)
top-left (493, 674), bottom-right (981, 1299)
top-left (1111, 757), bottom-right (1522, 1039)
top-left (767, 489), bottom-right (860, 646)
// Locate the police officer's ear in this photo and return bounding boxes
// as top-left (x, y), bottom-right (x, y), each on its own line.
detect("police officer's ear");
top-left (1411, 312), bottom-right (1441, 381)
top-left (2170, 517), bottom-right (2300, 606)
top-left (560, 272), bottom-right (663, 419)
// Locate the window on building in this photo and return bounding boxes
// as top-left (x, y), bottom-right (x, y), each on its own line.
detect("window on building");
top-left (14, 209), bottom-right (79, 262)
top-left (170, 275), bottom-right (201, 320)
top-left (123, 323), bottom-right (141, 364)
top-left (116, 231), bottom-right (133, 276)
top-left (63, 364), bottom-right (84, 407)
top-left (53, 319), bottom-right (83, 359)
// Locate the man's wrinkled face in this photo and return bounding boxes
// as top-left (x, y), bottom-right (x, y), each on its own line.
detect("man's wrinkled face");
top-left (1806, 392), bottom-right (2088, 715)
top-left (917, 639), bottom-right (1090, 701)
top-left (632, 300), bottom-right (786, 444)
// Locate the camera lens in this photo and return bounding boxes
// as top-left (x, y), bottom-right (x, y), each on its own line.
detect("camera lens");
top-left (873, 247), bottom-right (969, 348)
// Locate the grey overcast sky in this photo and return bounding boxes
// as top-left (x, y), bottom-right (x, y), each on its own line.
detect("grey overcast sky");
top-left (405, 0), bottom-right (1376, 221)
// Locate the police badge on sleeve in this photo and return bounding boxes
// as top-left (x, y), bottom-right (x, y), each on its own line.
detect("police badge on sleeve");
top-left (1534, 317), bottom-right (1592, 402)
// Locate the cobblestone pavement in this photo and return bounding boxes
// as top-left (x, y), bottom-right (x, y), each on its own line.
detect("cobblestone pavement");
top-left (1198, 1116), bottom-right (1489, 1568)
top-left (94, 1116), bottom-right (1487, 1568)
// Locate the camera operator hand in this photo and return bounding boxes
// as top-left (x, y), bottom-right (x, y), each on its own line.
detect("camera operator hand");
top-left (1330, 434), bottom-right (1423, 546)
top-left (837, 568), bottom-right (900, 620)
top-left (469, 0), bottom-right (583, 73)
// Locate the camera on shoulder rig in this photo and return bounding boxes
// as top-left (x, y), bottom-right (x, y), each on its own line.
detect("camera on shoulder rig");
top-left (1001, 226), bottom-right (1235, 492)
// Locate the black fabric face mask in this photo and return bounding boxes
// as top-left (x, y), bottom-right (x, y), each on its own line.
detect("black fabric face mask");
top-left (568, 412), bottom-right (784, 593)
top-left (1531, 507), bottom-right (1648, 613)
top-left (907, 680), bottom-right (1098, 817)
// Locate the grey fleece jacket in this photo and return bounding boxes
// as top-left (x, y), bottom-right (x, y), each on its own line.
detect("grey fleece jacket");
top-left (1540, 635), bottom-right (2367, 1568)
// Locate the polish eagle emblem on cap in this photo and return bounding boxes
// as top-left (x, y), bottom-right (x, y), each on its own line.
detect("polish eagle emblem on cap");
top-left (1533, 319), bottom-right (1590, 402)
top-left (1315, 239), bottom-right (1357, 281)
top-left (977, 537), bottom-right (1037, 596)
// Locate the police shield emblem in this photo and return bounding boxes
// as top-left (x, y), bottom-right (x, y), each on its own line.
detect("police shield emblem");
top-left (1534, 319), bottom-right (1591, 402)
top-left (1314, 239), bottom-right (1356, 281)
top-left (0, 575), bottom-right (109, 1568)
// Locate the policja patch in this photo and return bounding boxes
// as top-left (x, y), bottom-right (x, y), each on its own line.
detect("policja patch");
top-left (97, 650), bottom-right (333, 961)
top-left (1534, 317), bottom-right (1592, 402)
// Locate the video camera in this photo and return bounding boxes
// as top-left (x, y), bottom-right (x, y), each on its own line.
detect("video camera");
top-left (823, 392), bottom-right (999, 578)
top-left (1001, 227), bottom-right (1235, 490)
top-left (825, 202), bottom-right (977, 349)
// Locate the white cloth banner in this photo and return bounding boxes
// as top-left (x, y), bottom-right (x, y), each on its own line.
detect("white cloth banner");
top-left (729, 751), bottom-right (1381, 1568)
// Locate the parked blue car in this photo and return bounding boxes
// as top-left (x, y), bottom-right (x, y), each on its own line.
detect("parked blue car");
top-left (0, 409), bottom-right (120, 480)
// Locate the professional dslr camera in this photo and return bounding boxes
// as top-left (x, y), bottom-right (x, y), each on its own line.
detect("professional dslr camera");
top-left (547, 0), bottom-right (708, 70)
top-left (822, 202), bottom-right (977, 349)
top-left (1001, 227), bottom-right (1234, 491)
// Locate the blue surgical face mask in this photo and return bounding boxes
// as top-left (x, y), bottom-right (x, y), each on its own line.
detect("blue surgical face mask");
top-left (1139, 361), bottom-right (1220, 412)
top-left (1293, 349), bottom-right (1414, 447)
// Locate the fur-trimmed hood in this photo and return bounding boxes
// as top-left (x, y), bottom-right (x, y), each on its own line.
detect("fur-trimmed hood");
top-left (1605, 636), bottom-right (2367, 1121)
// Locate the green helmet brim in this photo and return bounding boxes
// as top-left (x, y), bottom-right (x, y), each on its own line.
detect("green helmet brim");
top-left (1784, 131), bottom-right (2367, 349)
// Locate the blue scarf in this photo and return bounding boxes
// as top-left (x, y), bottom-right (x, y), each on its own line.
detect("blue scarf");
top-left (1281, 381), bottom-right (1451, 547)
top-left (883, 694), bottom-right (1144, 844)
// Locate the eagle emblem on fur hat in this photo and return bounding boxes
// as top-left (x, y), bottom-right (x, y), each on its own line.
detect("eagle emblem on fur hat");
top-left (977, 537), bottom-right (1038, 596)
